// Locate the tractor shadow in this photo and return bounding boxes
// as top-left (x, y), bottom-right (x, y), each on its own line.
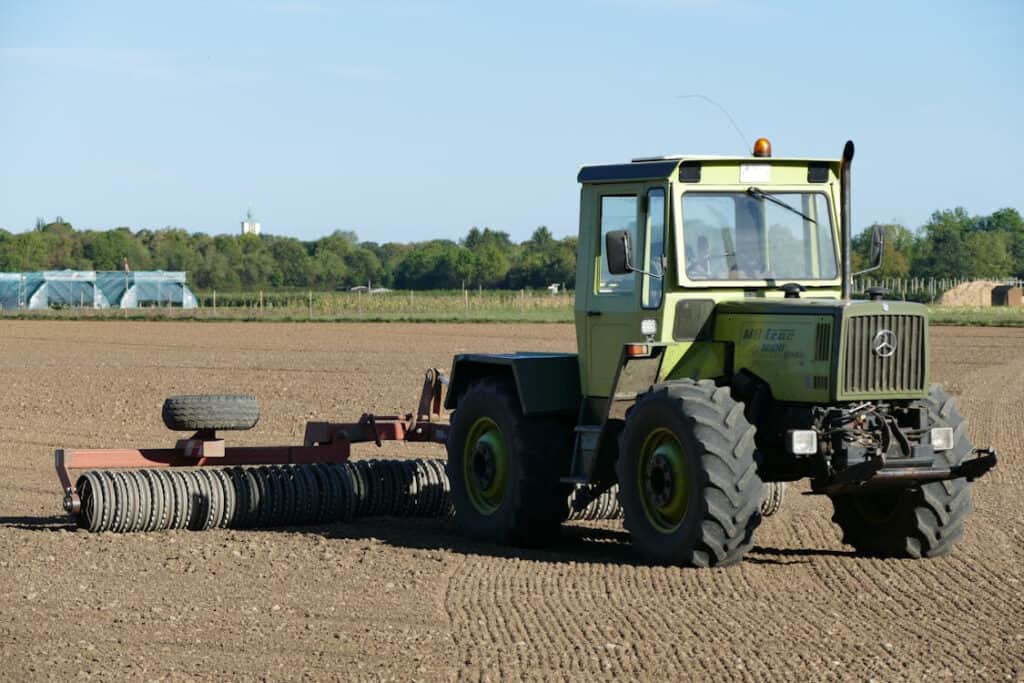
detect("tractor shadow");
top-left (0, 513), bottom-right (859, 566)
top-left (744, 545), bottom-right (857, 565)
top-left (286, 515), bottom-right (650, 567)
top-left (280, 517), bottom-right (857, 567)
top-left (0, 514), bottom-right (77, 531)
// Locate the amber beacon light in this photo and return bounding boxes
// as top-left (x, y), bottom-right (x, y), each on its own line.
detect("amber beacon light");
top-left (752, 137), bottom-right (772, 157)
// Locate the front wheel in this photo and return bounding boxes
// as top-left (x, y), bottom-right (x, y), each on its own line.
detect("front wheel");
top-left (829, 384), bottom-right (975, 558)
top-left (447, 377), bottom-right (571, 546)
top-left (617, 380), bottom-right (763, 567)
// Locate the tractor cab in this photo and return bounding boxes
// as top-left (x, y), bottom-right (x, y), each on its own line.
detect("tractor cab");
top-left (574, 138), bottom-right (846, 398)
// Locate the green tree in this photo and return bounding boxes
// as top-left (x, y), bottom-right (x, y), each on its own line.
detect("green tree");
top-left (83, 228), bottom-right (150, 271)
top-left (977, 208), bottom-right (1024, 276)
top-left (344, 247), bottom-right (385, 287)
top-left (912, 211), bottom-right (972, 278)
top-left (0, 231), bottom-right (49, 270)
top-left (38, 220), bottom-right (89, 269)
top-left (238, 234), bottom-right (279, 288)
top-left (269, 238), bottom-right (312, 287)
top-left (852, 223), bottom-right (912, 278)
top-left (965, 231), bottom-right (1013, 278)
top-left (150, 229), bottom-right (201, 272)
top-left (463, 227), bottom-right (513, 286)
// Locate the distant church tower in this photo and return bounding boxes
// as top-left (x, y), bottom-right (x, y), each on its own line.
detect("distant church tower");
top-left (241, 208), bottom-right (261, 236)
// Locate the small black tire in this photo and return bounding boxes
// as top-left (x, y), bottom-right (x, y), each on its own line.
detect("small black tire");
top-left (447, 377), bottom-right (572, 546)
top-left (760, 482), bottom-right (786, 517)
top-left (617, 380), bottom-right (763, 567)
top-left (829, 384), bottom-right (974, 558)
top-left (161, 395), bottom-right (260, 432)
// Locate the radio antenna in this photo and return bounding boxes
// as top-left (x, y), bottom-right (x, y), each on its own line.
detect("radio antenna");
top-left (677, 94), bottom-right (750, 153)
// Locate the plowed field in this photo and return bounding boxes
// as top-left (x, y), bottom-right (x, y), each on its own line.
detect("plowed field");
top-left (0, 321), bottom-right (1021, 681)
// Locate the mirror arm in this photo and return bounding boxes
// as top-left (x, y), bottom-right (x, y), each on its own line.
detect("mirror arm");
top-left (622, 250), bottom-right (663, 279)
top-left (629, 266), bottom-right (663, 280)
top-left (853, 263), bottom-right (882, 278)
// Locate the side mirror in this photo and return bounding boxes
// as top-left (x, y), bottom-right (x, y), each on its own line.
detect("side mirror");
top-left (868, 224), bottom-right (885, 269)
top-left (853, 224), bottom-right (885, 277)
top-left (605, 230), bottom-right (633, 275)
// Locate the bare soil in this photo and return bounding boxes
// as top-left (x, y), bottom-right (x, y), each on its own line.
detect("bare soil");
top-left (0, 321), bottom-right (1021, 681)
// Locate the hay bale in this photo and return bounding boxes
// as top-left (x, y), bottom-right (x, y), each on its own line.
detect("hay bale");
top-left (938, 280), bottom-right (1001, 307)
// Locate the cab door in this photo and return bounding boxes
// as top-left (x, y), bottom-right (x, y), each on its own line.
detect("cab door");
top-left (580, 183), bottom-right (658, 398)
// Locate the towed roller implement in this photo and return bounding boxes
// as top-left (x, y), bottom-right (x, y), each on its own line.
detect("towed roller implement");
top-left (55, 369), bottom-right (624, 533)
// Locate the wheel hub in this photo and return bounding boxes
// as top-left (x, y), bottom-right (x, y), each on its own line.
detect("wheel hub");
top-left (462, 417), bottom-right (508, 515)
top-left (645, 453), bottom-right (676, 508)
top-left (471, 442), bottom-right (498, 490)
top-left (637, 428), bottom-right (690, 533)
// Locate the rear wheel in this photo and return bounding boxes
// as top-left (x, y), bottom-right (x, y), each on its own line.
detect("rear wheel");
top-left (829, 384), bottom-right (974, 558)
top-left (447, 377), bottom-right (571, 546)
top-left (617, 380), bottom-right (763, 567)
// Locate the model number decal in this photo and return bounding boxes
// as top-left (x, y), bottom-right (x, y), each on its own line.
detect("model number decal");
top-left (742, 328), bottom-right (795, 342)
top-left (743, 327), bottom-right (800, 355)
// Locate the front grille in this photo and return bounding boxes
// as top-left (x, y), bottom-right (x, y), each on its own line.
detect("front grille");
top-left (814, 322), bottom-right (831, 361)
top-left (842, 314), bottom-right (926, 394)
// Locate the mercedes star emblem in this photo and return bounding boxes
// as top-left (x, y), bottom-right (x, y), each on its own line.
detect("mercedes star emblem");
top-left (872, 329), bottom-right (897, 358)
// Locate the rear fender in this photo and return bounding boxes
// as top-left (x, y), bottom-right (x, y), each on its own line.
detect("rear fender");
top-left (445, 353), bottom-right (581, 416)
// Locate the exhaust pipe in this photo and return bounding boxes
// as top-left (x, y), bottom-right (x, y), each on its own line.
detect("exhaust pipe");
top-left (840, 140), bottom-right (854, 299)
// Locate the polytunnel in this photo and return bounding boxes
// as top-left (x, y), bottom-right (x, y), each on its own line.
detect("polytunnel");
top-left (0, 270), bottom-right (198, 309)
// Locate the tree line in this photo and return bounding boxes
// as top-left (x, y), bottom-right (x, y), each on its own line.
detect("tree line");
top-left (852, 207), bottom-right (1024, 280)
top-left (0, 221), bottom-right (576, 291)
top-left (1, 205), bottom-right (1020, 291)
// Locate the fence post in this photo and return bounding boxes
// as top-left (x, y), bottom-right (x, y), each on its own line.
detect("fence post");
top-left (259, 290), bottom-right (263, 315)
top-left (309, 290), bottom-right (313, 319)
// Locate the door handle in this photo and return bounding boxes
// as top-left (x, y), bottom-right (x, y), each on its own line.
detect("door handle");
top-left (586, 311), bottom-right (603, 317)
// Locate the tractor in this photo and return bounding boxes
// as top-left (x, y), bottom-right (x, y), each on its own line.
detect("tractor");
top-left (54, 138), bottom-right (997, 567)
top-left (443, 138), bottom-right (997, 566)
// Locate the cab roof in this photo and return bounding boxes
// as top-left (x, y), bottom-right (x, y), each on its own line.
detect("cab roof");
top-left (577, 156), bottom-right (839, 184)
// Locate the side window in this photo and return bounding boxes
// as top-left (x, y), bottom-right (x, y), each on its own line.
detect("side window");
top-left (813, 195), bottom-right (838, 279)
top-left (643, 189), bottom-right (665, 309)
top-left (598, 195), bottom-right (637, 295)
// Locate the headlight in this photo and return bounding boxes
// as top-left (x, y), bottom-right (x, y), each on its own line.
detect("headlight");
top-left (787, 429), bottom-right (818, 455)
top-left (931, 427), bottom-right (954, 451)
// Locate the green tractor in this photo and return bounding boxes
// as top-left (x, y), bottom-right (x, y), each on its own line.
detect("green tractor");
top-left (444, 139), bottom-right (997, 566)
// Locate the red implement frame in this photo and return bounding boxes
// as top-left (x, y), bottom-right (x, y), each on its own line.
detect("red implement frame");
top-left (56, 368), bottom-right (450, 515)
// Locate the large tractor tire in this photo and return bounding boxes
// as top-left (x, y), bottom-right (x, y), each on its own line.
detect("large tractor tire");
top-left (447, 377), bottom-right (571, 546)
top-left (162, 395), bottom-right (260, 432)
top-left (829, 384), bottom-right (974, 558)
top-left (616, 380), bottom-right (763, 567)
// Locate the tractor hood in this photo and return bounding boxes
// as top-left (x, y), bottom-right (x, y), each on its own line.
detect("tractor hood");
top-left (711, 298), bottom-right (929, 403)
top-left (713, 298), bottom-right (927, 318)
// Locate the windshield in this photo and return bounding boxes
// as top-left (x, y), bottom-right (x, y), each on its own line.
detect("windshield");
top-left (681, 191), bottom-right (838, 281)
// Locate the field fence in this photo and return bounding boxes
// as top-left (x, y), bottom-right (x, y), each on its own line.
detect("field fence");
top-left (854, 277), bottom-right (1024, 304)
top-left (0, 288), bottom-right (576, 322)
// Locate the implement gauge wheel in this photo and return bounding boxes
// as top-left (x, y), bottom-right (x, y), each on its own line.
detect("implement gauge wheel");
top-left (162, 395), bottom-right (260, 432)
top-left (446, 377), bottom-right (570, 546)
top-left (829, 384), bottom-right (974, 558)
top-left (760, 482), bottom-right (786, 517)
top-left (617, 380), bottom-right (763, 567)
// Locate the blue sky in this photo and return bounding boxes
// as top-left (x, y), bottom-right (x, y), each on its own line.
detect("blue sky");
top-left (1, 0), bottom-right (1021, 242)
